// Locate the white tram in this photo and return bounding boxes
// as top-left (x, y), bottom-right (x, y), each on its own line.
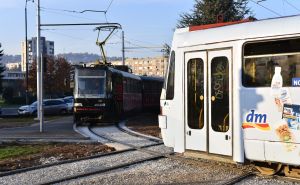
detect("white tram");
top-left (159, 15), bottom-right (300, 175)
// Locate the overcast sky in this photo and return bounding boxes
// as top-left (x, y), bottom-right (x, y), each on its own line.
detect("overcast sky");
top-left (1, 0), bottom-right (300, 58)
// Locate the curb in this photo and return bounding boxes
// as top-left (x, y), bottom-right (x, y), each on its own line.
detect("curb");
top-left (118, 121), bottom-right (162, 142)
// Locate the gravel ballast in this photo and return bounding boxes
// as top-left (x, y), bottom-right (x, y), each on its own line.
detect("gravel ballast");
top-left (0, 150), bottom-right (154, 185)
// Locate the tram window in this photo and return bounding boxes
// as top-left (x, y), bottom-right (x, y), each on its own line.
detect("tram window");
top-left (78, 78), bottom-right (105, 95)
top-left (187, 58), bottom-right (204, 130)
top-left (166, 51), bottom-right (175, 100)
top-left (211, 57), bottom-right (229, 133)
top-left (243, 38), bottom-right (300, 87)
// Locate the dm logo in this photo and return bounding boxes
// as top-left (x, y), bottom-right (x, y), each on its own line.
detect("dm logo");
top-left (292, 78), bottom-right (300, 87)
top-left (242, 110), bottom-right (271, 131)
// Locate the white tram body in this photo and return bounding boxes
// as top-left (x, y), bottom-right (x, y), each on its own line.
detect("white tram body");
top-left (159, 15), bottom-right (300, 165)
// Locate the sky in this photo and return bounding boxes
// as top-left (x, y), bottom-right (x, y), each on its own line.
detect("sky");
top-left (1, 0), bottom-right (300, 58)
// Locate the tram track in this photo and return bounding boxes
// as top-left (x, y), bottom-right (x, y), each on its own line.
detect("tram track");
top-left (0, 125), bottom-right (168, 185)
top-left (39, 154), bottom-right (165, 185)
top-left (90, 125), bottom-right (300, 185)
top-left (116, 121), bottom-right (163, 143)
top-left (0, 142), bottom-right (162, 179)
top-left (221, 172), bottom-right (256, 185)
top-left (2, 123), bottom-right (299, 185)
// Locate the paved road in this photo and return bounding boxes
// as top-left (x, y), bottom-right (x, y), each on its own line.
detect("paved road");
top-left (0, 116), bottom-right (88, 141)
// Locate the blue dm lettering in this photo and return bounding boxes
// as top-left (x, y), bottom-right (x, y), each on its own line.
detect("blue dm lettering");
top-left (246, 110), bottom-right (267, 123)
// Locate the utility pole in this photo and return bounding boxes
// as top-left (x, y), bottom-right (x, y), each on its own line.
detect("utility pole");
top-left (37, 0), bottom-right (44, 132)
top-left (122, 31), bottom-right (125, 65)
top-left (25, 0), bottom-right (29, 105)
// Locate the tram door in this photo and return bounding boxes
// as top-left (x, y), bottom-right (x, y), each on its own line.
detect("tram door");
top-left (185, 49), bottom-right (232, 156)
top-left (185, 52), bottom-right (207, 151)
top-left (208, 49), bottom-right (232, 156)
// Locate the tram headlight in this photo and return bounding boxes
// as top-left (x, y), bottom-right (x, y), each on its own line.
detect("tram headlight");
top-left (95, 103), bottom-right (106, 107)
top-left (74, 103), bottom-right (83, 107)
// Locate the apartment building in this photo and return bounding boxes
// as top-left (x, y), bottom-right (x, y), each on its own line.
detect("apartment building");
top-left (113, 56), bottom-right (168, 77)
top-left (21, 37), bottom-right (54, 72)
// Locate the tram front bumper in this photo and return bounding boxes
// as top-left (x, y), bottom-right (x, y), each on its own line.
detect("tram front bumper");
top-left (74, 106), bottom-right (113, 123)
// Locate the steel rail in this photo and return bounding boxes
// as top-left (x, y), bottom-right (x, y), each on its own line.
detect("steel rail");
top-left (39, 155), bottom-right (165, 185)
top-left (0, 142), bottom-right (161, 178)
top-left (221, 172), bottom-right (256, 185)
top-left (88, 127), bottom-right (171, 158)
top-left (115, 122), bottom-right (163, 143)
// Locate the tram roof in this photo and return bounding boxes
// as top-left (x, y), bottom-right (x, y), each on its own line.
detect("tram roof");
top-left (109, 67), bottom-right (141, 80)
top-left (140, 76), bottom-right (164, 82)
top-left (173, 15), bottom-right (300, 48)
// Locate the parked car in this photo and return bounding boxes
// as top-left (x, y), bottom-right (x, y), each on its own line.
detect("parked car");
top-left (63, 96), bottom-right (74, 113)
top-left (18, 101), bottom-right (37, 116)
top-left (18, 99), bottom-right (68, 116)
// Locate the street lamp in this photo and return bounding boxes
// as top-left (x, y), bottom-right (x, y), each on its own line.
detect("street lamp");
top-left (25, 0), bottom-right (33, 105)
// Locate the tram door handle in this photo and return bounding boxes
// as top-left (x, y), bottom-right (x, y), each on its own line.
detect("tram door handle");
top-left (187, 130), bottom-right (191, 136)
top-left (225, 135), bottom-right (231, 140)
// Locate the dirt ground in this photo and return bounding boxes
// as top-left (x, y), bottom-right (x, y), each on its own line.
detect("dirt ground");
top-left (0, 143), bottom-right (115, 172)
top-left (126, 113), bottom-right (161, 138)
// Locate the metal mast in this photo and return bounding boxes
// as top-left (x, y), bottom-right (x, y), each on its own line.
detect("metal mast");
top-left (37, 0), bottom-right (44, 132)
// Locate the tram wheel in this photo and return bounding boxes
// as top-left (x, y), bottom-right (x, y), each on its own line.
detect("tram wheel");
top-left (255, 162), bottom-right (282, 176)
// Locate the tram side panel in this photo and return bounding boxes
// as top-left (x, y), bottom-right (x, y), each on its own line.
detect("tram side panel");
top-left (159, 50), bottom-right (185, 151)
top-left (112, 72), bottom-right (124, 121)
top-left (141, 78), bottom-right (163, 112)
top-left (241, 38), bottom-right (300, 166)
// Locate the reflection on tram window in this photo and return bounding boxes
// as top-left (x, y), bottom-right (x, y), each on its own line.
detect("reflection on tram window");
top-left (211, 57), bottom-right (229, 133)
top-left (243, 38), bottom-right (300, 87)
top-left (166, 51), bottom-right (175, 100)
top-left (187, 58), bottom-right (204, 130)
top-left (78, 78), bottom-right (106, 95)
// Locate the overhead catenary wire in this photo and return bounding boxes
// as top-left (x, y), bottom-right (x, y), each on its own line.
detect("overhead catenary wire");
top-left (284, 0), bottom-right (300, 13)
top-left (250, 0), bottom-right (282, 16)
top-left (106, 0), bottom-right (115, 13)
top-left (40, 8), bottom-right (101, 22)
top-left (112, 32), bottom-right (164, 52)
top-left (39, 0), bottom-right (116, 22)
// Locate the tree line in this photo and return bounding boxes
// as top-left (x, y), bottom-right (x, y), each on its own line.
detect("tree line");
top-left (28, 56), bottom-right (72, 98)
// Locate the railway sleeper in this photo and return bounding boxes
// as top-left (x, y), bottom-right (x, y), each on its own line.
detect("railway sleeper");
top-left (284, 166), bottom-right (300, 178)
top-left (255, 161), bottom-right (300, 179)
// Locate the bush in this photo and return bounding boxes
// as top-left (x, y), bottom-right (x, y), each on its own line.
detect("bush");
top-left (2, 87), bottom-right (13, 103)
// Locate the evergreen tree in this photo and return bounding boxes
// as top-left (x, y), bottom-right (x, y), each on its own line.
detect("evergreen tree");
top-left (0, 43), bottom-right (6, 93)
top-left (177, 0), bottom-right (252, 28)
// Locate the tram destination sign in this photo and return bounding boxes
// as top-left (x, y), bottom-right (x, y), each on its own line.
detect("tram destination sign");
top-left (292, 78), bottom-right (300, 87)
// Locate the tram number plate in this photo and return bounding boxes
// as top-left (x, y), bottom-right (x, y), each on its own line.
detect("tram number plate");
top-left (292, 78), bottom-right (300, 87)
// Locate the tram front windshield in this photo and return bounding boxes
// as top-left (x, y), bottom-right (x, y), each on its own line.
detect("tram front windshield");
top-left (75, 69), bottom-right (106, 98)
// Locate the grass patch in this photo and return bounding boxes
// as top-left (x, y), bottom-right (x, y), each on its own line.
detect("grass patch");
top-left (0, 145), bottom-right (43, 160)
